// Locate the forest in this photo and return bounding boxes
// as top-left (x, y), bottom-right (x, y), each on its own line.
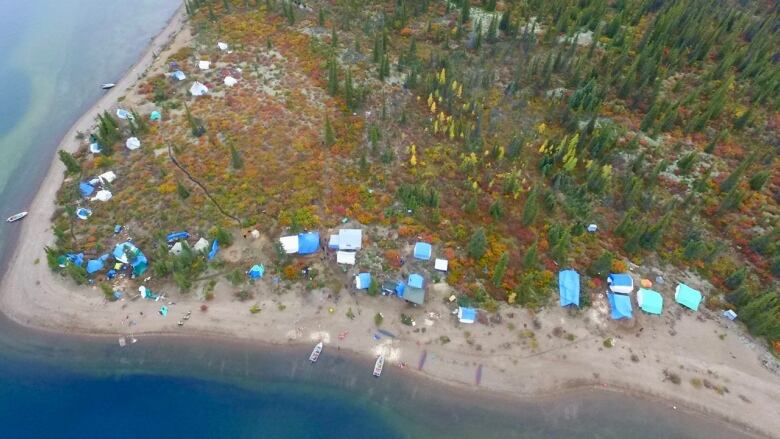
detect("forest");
top-left (50, 0), bottom-right (780, 349)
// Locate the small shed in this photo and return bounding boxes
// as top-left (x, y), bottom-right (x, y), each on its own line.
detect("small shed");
top-left (558, 269), bottom-right (580, 307)
top-left (675, 283), bottom-right (702, 311)
top-left (355, 272), bottom-right (371, 289)
top-left (408, 274), bottom-right (424, 289)
top-left (607, 273), bottom-right (634, 295)
top-left (457, 307), bottom-right (476, 324)
top-left (608, 292), bottom-right (633, 320)
top-left (637, 288), bottom-right (663, 315)
top-left (413, 242), bottom-right (432, 260)
top-left (434, 258), bottom-right (448, 272)
top-left (336, 251), bottom-right (356, 265)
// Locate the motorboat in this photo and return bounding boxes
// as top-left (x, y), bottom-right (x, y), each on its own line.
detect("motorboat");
top-left (101, 83), bottom-right (116, 90)
top-left (6, 211), bottom-right (27, 223)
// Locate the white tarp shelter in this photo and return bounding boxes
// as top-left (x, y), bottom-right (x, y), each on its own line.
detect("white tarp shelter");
top-left (217, 42), bottom-right (229, 51)
top-left (169, 242), bottom-right (184, 256)
top-left (193, 237), bottom-right (210, 253)
top-left (198, 60), bottom-right (211, 70)
top-left (189, 82), bottom-right (208, 96)
top-left (125, 137), bottom-right (141, 150)
top-left (279, 235), bottom-right (299, 254)
top-left (337, 229), bottom-right (362, 250)
top-left (224, 76), bottom-right (238, 87)
top-left (99, 171), bottom-right (117, 184)
top-left (336, 251), bottom-right (356, 265)
top-left (434, 258), bottom-right (448, 272)
top-left (92, 190), bottom-right (112, 202)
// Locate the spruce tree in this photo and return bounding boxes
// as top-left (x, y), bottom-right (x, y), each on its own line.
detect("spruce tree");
top-left (521, 186), bottom-right (540, 226)
top-left (324, 115), bottom-right (335, 147)
top-left (523, 241), bottom-right (538, 269)
top-left (467, 227), bottom-right (487, 260)
top-left (493, 252), bottom-right (508, 286)
top-left (58, 150), bottom-right (81, 175)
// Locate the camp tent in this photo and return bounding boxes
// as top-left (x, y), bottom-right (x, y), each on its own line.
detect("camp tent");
top-left (125, 137), bottom-right (141, 150)
top-left (336, 229), bottom-right (362, 250)
top-left (113, 242), bottom-right (148, 277)
top-left (355, 272), bottom-right (371, 289)
top-left (217, 42), bottom-right (229, 51)
top-left (408, 273), bottom-right (424, 289)
top-left (279, 235), bottom-right (299, 254)
top-left (98, 171), bottom-right (117, 184)
top-left (89, 142), bottom-right (102, 154)
top-left (608, 273), bottom-right (634, 295)
top-left (76, 208), bottom-right (92, 220)
top-left (248, 264), bottom-right (265, 279)
top-left (169, 242), bottom-right (184, 256)
top-left (171, 70), bottom-right (186, 81)
top-left (116, 109), bottom-right (132, 120)
top-left (224, 76), bottom-right (238, 87)
top-left (675, 283), bottom-right (702, 311)
top-left (79, 182), bottom-right (95, 197)
top-left (297, 232), bottom-right (320, 255)
top-left (434, 258), bottom-right (448, 272)
top-left (150, 110), bottom-right (161, 121)
top-left (193, 237), bottom-right (210, 253)
top-left (189, 82), bottom-right (208, 96)
top-left (198, 60), bottom-right (211, 70)
top-left (558, 269), bottom-right (580, 307)
top-left (723, 310), bottom-right (737, 321)
top-left (458, 307), bottom-right (477, 324)
top-left (413, 242), bottom-right (432, 260)
top-left (402, 287), bottom-right (425, 305)
top-left (328, 234), bottom-right (340, 250)
top-left (92, 190), bottom-right (113, 202)
top-left (336, 251), bottom-right (356, 265)
top-left (637, 288), bottom-right (663, 315)
top-left (608, 293), bottom-right (633, 320)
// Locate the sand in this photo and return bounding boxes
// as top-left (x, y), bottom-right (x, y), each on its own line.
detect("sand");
top-left (0, 6), bottom-right (778, 438)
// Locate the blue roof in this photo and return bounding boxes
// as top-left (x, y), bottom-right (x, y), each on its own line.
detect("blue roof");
top-left (638, 288), bottom-right (663, 315)
top-left (356, 272), bottom-right (371, 289)
top-left (608, 293), bottom-right (633, 320)
top-left (413, 242), bottom-right (432, 260)
top-left (608, 273), bottom-right (633, 287)
top-left (675, 283), bottom-right (702, 311)
top-left (558, 269), bottom-right (580, 307)
top-left (79, 182), bottom-right (95, 197)
top-left (408, 273), bottom-right (424, 289)
top-left (297, 232), bottom-right (320, 255)
top-left (166, 231), bottom-right (189, 242)
top-left (248, 264), bottom-right (265, 279)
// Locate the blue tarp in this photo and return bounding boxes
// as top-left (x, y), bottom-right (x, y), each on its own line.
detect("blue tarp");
top-left (65, 253), bottom-right (84, 267)
top-left (107, 269), bottom-right (117, 279)
top-left (166, 231), bottom-right (190, 242)
top-left (297, 232), bottom-right (320, 255)
top-left (408, 273), bottom-right (424, 289)
top-left (608, 273), bottom-right (634, 294)
top-left (458, 307), bottom-right (477, 323)
top-left (76, 208), bottom-right (92, 220)
top-left (248, 264), bottom-right (265, 279)
top-left (638, 288), bottom-right (663, 315)
top-left (112, 242), bottom-right (148, 277)
top-left (114, 225), bottom-right (123, 234)
top-left (413, 242), bottom-right (432, 260)
top-left (86, 254), bottom-right (109, 274)
top-left (150, 110), bottom-right (161, 121)
top-left (675, 283), bottom-right (702, 311)
top-left (608, 293), bottom-right (633, 320)
top-left (79, 182), bottom-right (95, 197)
top-left (558, 269), bottom-right (580, 307)
top-left (208, 240), bottom-right (219, 260)
top-left (356, 272), bottom-right (371, 289)
top-left (395, 282), bottom-right (406, 297)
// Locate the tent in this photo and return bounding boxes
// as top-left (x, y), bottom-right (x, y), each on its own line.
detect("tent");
top-left (98, 171), bottom-right (117, 184)
top-left (208, 240), bottom-right (219, 260)
top-left (217, 42), bottom-right (229, 51)
top-left (297, 232), bottom-right (320, 255)
top-left (608, 293), bottom-right (633, 320)
top-left (675, 283), bottom-right (702, 311)
top-left (558, 269), bottom-right (580, 307)
top-left (116, 109), bottom-right (132, 120)
top-left (113, 242), bottom-right (148, 277)
top-left (166, 231), bottom-right (189, 243)
top-left (224, 76), bottom-right (238, 87)
top-left (193, 237), bottom-right (210, 253)
top-left (92, 190), bottom-right (112, 202)
top-left (337, 229), bottom-right (362, 250)
top-left (402, 287), bottom-right (425, 305)
top-left (413, 242), bottom-right (432, 260)
top-left (336, 251), bottom-right (356, 265)
top-left (79, 182), bottom-right (95, 197)
top-left (86, 258), bottom-right (104, 274)
top-left (171, 70), bottom-right (186, 81)
top-left (76, 208), bottom-right (92, 220)
top-left (198, 60), bottom-right (211, 70)
top-left (89, 142), bottom-right (102, 154)
top-left (189, 82), bottom-right (208, 96)
top-left (355, 272), bottom-right (371, 289)
top-left (63, 253), bottom-right (84, 267)
top-left (608, 273), bottom-right (634, 294)
top-left (328, 234), bottom-right (340, 250)
top-left (150, 110), bottom-right (161, 121)
top-left (279, 235), bottom-right (299, 254)
top-left (408, 273), bottom-right (424, 289)
top-left (125, 137), bottom-right (141, 150)
top-left (723, 309), bottom-right (737, 321)
top-left (637, 288), bottom-right (663, 315)
top-left (458, 307), bottom-right (477, 324)
top-left (248, 264), bottom-right (265, 279)
top-left (434, 258), bottom-right (448, 272)
top-left (169, 242), bottom-right (184, 256)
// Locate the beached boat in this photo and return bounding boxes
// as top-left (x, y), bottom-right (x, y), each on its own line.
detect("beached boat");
top-left (6, 211), bottom-right (27, 223)
top-left (309, 342), bottom-right (323, 363)
top-left (373, 355), bottom-right (385, 377)
top-left (101, 83), bottom-right (116, 90)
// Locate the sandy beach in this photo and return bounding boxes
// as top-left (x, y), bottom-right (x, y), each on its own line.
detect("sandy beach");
top-left (1, 5), bottom-right (779, 438)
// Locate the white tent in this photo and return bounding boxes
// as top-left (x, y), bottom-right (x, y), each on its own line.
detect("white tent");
top-left (169, 242), bottom-right (184, 256)
top-left (92, 190), bottom-right (112, 202)
top-left (193, 237), bottom-right (210, 253)
top-left (434, 258), bottom-right (449, 272)
top-left (279, 235), bottom-right (299, 254)
top-left (198, 60), bottom-right (211, 70)
top-left (217, 42), bottom-right (229, 51)
top-left (224, 76), bottom-right (238, 87)
top-left (125, 137), bottom-right (141, 150)
top-left (337, 229), bottom-right (362, 250)
top-left (116, 108), bottom-right (133, 120)
top-left (99, 171), bottom-right (117, 184)
top-left (89, 142), bottom-right (102, 154)
top-left (337, 251), bottom-right (356, 265)
top-left (189, 82), bottom-right (208, 96)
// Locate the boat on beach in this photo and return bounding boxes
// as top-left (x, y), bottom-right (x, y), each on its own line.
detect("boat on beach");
top-left (6, 211), bottom-right (27, 223)
top-left (101, 83), bottom-right (116, 89)
top-left (373, 355), bottom-right (384, 377)
top-left (309, 342), bottom-right (323, 363)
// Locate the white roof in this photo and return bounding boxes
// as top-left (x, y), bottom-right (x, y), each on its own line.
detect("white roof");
top-left (125, 137), bottom-right (141, 150)
top-left (224, 76), bottom-right (238, 87)
top-left (189, 81), bottom-right (208, 96)
top-left (338, 229), bottom-right (362, 250)
top-left (217, 42), bottom-right (229, 51)
top-left (434, 258), bottom-right (448, 271)
top-left (92, 190), bottom-right (112, 202)
top-left (328, 234), bottom-right (340, 248)
top-left (279, 235), bottom-right (299, 254)
top-left (198, 60), bottom-right (211, 70)
top-left (193, 237), bottom-right (210, 253)
top-left (99, 171), bottom-right (117, 184)
top-left (336, 251), bottom-right (356, 265)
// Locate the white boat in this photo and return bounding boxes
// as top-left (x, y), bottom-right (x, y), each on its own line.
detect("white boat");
top-left (101, 83), bottom-right (116, 90)
top-left (373, 355), bottom-right (385, 377)
top-left (309, 342), bottom-right (323, 363)
top-left (6, 211), bottom-right (27, 223)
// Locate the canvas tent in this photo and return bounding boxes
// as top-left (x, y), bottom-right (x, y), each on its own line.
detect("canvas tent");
top-left (413, 242), bottom-right (432, 260)
top-left (608, 273), bottom-right (634, 294)
top-left (335, 229), bottom-right (362, 250)
top-left (193, 237), bottom-right (210, 253)
top-left (297, 232), bottom-right (320, 255)
top-left (217, 42), bottom-right (229, 51)
top-left (224, 76), bottom-right (238, 87)
top-left (92, 190), bottom-right (112, 202)
top-left (608, 293), bottom-right (633, 320)
top-left (336, 251), bottom-right (356, 265)
top-left (98, 171), bottom-right (117, 184)
top-left (125, 137), bottom-right (141, 150)
top-left (279, 235), bottom-right (299, 254)
top-left (637, 288), bottom-right (663, 315)
top-left (198, 60), bottom-right (211, 70)
top-left (458, 307), bottom-right (477, 324)
top-left (434, 258), bottom-right (448, 271)
top-left (189, 82), bottom-right (208, 96)
top-left (408, 274), bottom-right (424, 289)
top-left (355, 273), bottom-right (371, 289)
top-left (169, 242), bottom-right (184, 256)
top-left (675, 283), bottom-right (702, 311)
top-left (171, 70), bottom-right (186, 81)
top-left (558, 269), bottom-right (580, 307)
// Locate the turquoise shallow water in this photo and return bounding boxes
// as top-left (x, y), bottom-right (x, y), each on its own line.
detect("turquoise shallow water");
top-left (0, 2), bottom-right (761, 438)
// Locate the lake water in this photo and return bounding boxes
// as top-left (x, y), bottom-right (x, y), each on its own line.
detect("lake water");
top-left (0, 1), bottom-right (760, 438)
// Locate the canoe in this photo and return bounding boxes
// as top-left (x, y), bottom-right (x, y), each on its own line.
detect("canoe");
top-left (6, 211), bottom-right (27, 223)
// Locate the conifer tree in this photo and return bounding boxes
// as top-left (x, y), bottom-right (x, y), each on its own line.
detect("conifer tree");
top-left (523, 241), bottom-right (538, 269)
top-left (324, 115), bottom-right (335, 147)
top-left (521, 186), bottom-right (540, 226)
top-left (493, 252), bottom-right (508, 286)
top-left (58, 150), bottom-right (81, 175)
top-left (467, 227), bottom-right (487, 260)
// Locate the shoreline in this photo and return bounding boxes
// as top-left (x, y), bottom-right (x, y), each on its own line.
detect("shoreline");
top-left (0, 4), bottom-right (776, 439)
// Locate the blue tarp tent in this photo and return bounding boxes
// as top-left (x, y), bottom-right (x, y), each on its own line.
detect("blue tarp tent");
top-left (675, 283), bottom-right (702, 311)
top-left (355, 272), bottom-right (371, 289)
top-left (458, 307), bottom-right (477, 323)
top-left (395, 282), bottom-right (406, 297)
top-left (408, 273), bottom-right (424, 289)
top-left (558, 269), bottom-right (580, 307)
top-left (86, 259), bottom-right (104, 274)
top-left (112, 242), bottom-right (148, 277)
top-left (608, 273), bottom-right (634, 294)
top-left (413, 242), bottom-right (432, 260)
top-left (166, 231), bottom-right (189, 242)
top-left (297, 232), bottom-right (320, 255)
top-left (65, 253), bottom-right (84, 267)
top-left (637, 288), bottom-right (663, 315)
top-left (171, 70), bottom-right (186, 81)
top-left (79, 182), bottom-right (95, 197)
top-left (608, 293), bottom-right (633, 320)
top-left (248, 264), bottom-right (265, 279)
top-left (208, 240), bottom-right (219, 260)
top-left (76, 208), bottom-right (92, 220)
top-left (150, 110), bottom-right (161, 121)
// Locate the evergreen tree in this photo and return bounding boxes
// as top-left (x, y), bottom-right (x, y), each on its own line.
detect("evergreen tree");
top-left (230, 144), bottom-right (243, 169)
top-left (467, 227), bottom-right (487, 260)
top-left (460, 0), bottom-right (469, 24)
top-left (58, 150), bottom-right (81, 175)
top-left (724, 267), bottom-right (747, 290)
top-left (327, 58), bottom-right (338, 96)
top-left (176, 180), bottom-right (190, 199)
top-left (748, 171), bottom-right (770, 191)
top-left (523, 241), bottom-right (538, 269)
top-left (521, 186), bottom-right (540, 226)
top-left (324, 115), bottom-right (335, 147)
top-left (588, 251), bottom-right (613, 277)
top-left (720, 153), bottom-right (754, 192)
top-left (493, 252), bottom-right (508, 286)
top-left (489, 199), bottom-right (503, 219)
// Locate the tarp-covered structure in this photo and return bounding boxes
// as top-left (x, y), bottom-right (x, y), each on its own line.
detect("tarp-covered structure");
top-left (608, 292), bottom-right (633, 320)
top-left (675, 283), bottom-right (702, 311)
top-left (558, 269), bottom-right (580, 307)
top-left (331, 229), bottom-right (362, 250)
top-left (280, 235), bottom-right (299, 254)
top-left (458, 307), bottom-right (476, 324)
top-left (336, 251), bottom-right (356, 265)
top-left (408, 273), bottom-right (424, 289)
top-left (297, 232), bottom-right (320, 255)
top-left (248, 264), bottom-right (265, 279)
top-left (401, 287), bottom-right (425, 305)
top-left (79, 182), bottom-right (95, 197)
top-left (113, 242), bottom-right (148, 277)
top-left (413, 242), bottom-right (432, 260)
top-left (166, 231), bottom-right (189, 243)
top-left (637, 288), bottom-right (663, 315)
top-left (189, 81), bottom-right (208, 96)
top-left (608, 273), bottom-right (634, 295)
top-left (355, 272), bottom-right (371, 289)
top-left (86, 254), bottom-right (109, 274)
